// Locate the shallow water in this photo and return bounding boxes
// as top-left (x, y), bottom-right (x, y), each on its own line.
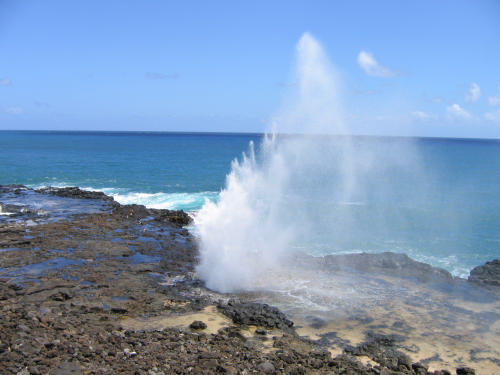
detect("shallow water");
top-left (244, 264), bottom-right (500, 374)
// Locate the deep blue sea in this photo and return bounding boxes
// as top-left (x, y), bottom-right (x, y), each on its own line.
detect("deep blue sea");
top-left (1, 130), bottom-right (499, 278)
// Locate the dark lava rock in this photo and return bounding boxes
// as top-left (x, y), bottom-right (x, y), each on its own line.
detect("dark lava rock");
top-left (412, 362), bottom-right (429, 375)
top-left (149, 208), bottom-right (192, 226)
top-left (456, 367), bottom-right (476, 375)
top-left (468, 259), bottom-right (500, 289)
top-left (218, 299), bottom-right (294, 332)
top-left (344, 333), bottom-right (412, 372)
top-left (112, 204), bottom-right (150, 219)
top-left (255, 327), bottom-right (267, 335)
top-left (36, 186), bottom-right (114, 201)
top-left (112, 204), bottom-right (192, 226)
top-left (189, 320), bottom-right (207, 330)
top-left (0, 184), bottom-right (29, 194)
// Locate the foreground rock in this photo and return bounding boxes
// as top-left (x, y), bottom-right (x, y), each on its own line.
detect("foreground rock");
top-left (0, 186), bottom-right (487, 374)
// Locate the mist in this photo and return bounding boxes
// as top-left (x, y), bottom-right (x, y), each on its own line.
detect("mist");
top-left (194, 33), bottom-right (430, 293)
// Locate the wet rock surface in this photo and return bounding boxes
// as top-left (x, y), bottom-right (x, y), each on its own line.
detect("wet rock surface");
top-left (0, 185), bottom-right (489, 374)
top-left (291, 251), bottom-right (456, 284)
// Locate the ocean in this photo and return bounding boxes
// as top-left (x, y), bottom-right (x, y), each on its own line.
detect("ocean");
top-left (1, 130), bottom-right (500, 279)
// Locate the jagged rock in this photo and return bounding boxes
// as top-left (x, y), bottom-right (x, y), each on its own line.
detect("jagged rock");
top-left (112, 204), bottom-right (192, 226)
top-left (149, 208), bottom-right (192, 226)
top-left (36, 186), bottom-right (114, 201)
top-left (468, 259), bottom-right (500, 289)
top-left (189, 320), bottom-right (207, 330)
top-left (218, 299), bottom-right (294, 332)
top-left (344, 333), bottom-right (413, 372)
top-left (0, 184), bottom-right (28, 194)
top-left (112, 204), bottom-right (150, 219)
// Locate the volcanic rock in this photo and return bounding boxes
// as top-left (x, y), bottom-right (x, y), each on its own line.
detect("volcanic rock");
top-left (302, 251), bottom-right (455, 283)
top-left (468, 259), bottom-right (500, 289)
top-left (189, 320), bottom-right (207, 330)
top-left (218, 299), bottom-right (294, 332)
top-left (36, 186), bottom-right (114, 201)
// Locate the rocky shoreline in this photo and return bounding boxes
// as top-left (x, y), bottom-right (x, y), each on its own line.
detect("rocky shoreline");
top-left (1, 185), bottom-right (498, 374)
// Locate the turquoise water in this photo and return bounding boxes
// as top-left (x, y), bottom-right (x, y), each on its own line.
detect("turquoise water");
top-left (1, 130), bottom-right (499, 277)
top-left (1, 131), bottom-right (261, 211)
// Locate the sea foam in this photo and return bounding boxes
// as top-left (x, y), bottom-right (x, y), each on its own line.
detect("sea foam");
top-left (108, 190), bottom-right (218, 211)
top-left (29, 183), bottom-right (217, 212)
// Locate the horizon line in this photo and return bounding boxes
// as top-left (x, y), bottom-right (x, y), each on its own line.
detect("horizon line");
top-left (0, 129), bottom-right (499, 142)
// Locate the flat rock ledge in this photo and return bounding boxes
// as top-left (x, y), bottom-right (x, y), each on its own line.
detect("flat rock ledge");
top-left (0, 185), bottom-right (192, 226)
top-left (35, 186), bottom-right (115, 201)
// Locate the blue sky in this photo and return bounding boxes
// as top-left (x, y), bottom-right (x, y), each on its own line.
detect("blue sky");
top-left (1, 0), bottom-right (499, 138)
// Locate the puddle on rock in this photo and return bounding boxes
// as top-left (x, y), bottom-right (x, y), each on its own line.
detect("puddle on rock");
top-left (1, 257), bottom-right (86, 277)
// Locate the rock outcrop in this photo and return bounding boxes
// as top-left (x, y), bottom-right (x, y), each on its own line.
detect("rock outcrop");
top-left (468, 259), bottom-right (500, 290)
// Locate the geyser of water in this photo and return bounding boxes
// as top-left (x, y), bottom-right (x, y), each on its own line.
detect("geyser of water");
top-left (195, 33), bottom-right (424, 293)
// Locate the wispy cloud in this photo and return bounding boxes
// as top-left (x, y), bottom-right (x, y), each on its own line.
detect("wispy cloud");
top-left (357, 51), bottom-right (397, 77)
top-left (412, 111), bottom-right (436, 121)
top-left (5, 106), bottom-right (22, 115)
top-left (0, 78), bottom-right (12, 86)
top-left (465, 83), bottom-right (481, 103)
top-left (485, 109), bottom-right (500, 122)
top-left (488, 85), bottom-right (500, 106)
top-left (446, 103), bottom-right (471, 120)
top-left (489, 96), bottom-right (500, 106)
top-left (146, 72), bottom-right (179, 80)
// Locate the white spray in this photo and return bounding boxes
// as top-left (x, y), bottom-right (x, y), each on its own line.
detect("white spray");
top-left (195, 33), bottom-right (424, 292)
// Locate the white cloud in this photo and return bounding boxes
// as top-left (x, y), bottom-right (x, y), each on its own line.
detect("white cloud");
top-left (465, 83), bottom-right (481, 103)
top-left (5, 107), bottom-right (22, 115)
top-left (0, 78), bottom-right (11, 86)
top-left (357, 51), bottom-right (397, 77)
top-left (488, 85), bottom-right (500, 106)
top-left (446, 104), bottom-right (471, 120)
top-left (488, 96), bottom-right (500, 106)
top-left (485, 109), bottom-right (500, 122)
top-left (412, 111), bottom-right (435, 121)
